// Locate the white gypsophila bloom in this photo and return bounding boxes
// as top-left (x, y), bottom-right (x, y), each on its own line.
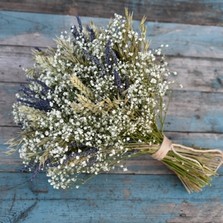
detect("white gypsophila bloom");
top-left (11, 12), bottom-right (174, 189)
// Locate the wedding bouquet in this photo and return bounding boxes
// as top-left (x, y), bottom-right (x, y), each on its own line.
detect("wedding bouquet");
top-left (8, 10), bottom-right (223, 192)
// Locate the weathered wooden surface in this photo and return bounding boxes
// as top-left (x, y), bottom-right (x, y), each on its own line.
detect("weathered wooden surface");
top-left (2, 83), bottom-right (223, 132)
top-left (1, 11), bottom-right (223, 58)
top-left (1, 173), bottom-right (223, 223)
top-left (1, 9), bottom-right (223, 223)
top-left (2, 45), bottom-right (223, 92)
top-left (1, 0), bottom-right (223, 26)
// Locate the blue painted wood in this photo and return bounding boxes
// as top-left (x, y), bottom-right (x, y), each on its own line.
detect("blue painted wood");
top-left (1, 10), bottom-right (223, 223)
top-left (1, 173), bottom-right (222, 200)
top-left (2, 83), bottom-right (223, 133)
top-left (165, 91), bottom-right (223, 133)
top-left (2, 199), bottom-right (223, 223)
top-left (2, 45), bottom-right (223, 96)
top-left (1, 11), bottom-right (223, 58)
top-left (0, 173), bottom-right (223, 222)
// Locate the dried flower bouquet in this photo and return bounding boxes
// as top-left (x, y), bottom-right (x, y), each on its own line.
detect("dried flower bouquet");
top-left (8, 10), bottom-right (223, 192)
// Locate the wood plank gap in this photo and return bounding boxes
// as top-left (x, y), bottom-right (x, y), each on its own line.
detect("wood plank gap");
top-left (1, 0), bottom-right (223, 26)
top-left (0, 125), bottom-right (19, 128)
top-left (167, 54), bottom-right (223, 62)
top-left (0, 81), bottom-right (26, 84)
top-left (2, 43), bottom-right (223, 62)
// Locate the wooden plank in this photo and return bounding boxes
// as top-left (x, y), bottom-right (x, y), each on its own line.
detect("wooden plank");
top-left (0, 83), bottom-right (18, 127)
top-left (1, 82), bottom-right (223, 132)
top-left (166, 90), bottom-right (223, 133)
top-left (1, 45), bottom-right (223, 93)
top-left (1, 12), bottom-right (223, 58)
top-left (168, 57), bottom-right (223, 92)
top-left (0, 172), bottom-right (222, 203)
top-left (1, 173), bottom-right (223, 222)
top-left (0, 11), bottom-right (99, 45)
top-left (1, 126), bottom-right (223, 174)
top-left (1, 200), bottom-right (223, 223)
top-left (2, 126), bottom-right (223, 149)
top-left (0, 46), bottom-right (33, 83)
top-left (0, 0), bottom-right (223, 26)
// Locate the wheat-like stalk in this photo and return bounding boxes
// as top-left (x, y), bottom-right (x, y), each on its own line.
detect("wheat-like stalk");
top-left (70, 75), bottom-right (93, 98)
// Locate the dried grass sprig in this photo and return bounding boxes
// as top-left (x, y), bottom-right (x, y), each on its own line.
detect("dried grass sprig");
top-left (70, 75), bottom-right (93, 99)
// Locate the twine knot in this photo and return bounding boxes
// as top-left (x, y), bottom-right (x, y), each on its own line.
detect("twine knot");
top-left (152, 135), bottom-right (172, 161)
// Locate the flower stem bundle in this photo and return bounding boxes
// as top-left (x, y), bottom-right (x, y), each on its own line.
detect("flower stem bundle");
top-left (128, 136), bottom-right (223, 193)
top-left (8, 9), bottom-right (223, 192)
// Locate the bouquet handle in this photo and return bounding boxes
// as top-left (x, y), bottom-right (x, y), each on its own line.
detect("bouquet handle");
top-left (151, 135), bottom-right (223, 192)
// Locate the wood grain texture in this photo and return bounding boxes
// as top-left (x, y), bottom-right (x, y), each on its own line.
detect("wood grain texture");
top-left (1, 82), bottom-right (223, 133)
top-left (1, 12), bottom-right (223, 58)
top-left (166, 90), bottom-right (223, 133)
top-left (1, 10), bottom-right (223, 223)
top-left (2, 126), bottom-right (223, 150)
top-left (1, 45), bottom-right (223, 93)
top-left (1, 0), bottom-right (223, 26)
top-left (168, 57), bottom-right (223, 92)
top-left (0, 45), bottom-right (223, 92)
top-left (1, 173), bottom-right (223, 223)
top-left (2, 131), bottom-right (223, 174)
top-left (1, 199), bottom-right (223, 223)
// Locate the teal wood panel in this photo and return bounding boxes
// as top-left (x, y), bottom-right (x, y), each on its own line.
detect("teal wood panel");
top-left (1, 11), bottom-right (223, 58)
top-left (1, 173), bottom-right (223, 222)
top-left (2, 45), bottom-right (223, 95)
top-left (1, 83), bottom-right (223, 133)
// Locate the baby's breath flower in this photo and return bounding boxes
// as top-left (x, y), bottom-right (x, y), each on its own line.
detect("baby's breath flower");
top-left (10, 11), bottom-right (174, 189)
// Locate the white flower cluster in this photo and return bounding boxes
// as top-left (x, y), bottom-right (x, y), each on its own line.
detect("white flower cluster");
top-left (12, 13), bottom-right (173, 189)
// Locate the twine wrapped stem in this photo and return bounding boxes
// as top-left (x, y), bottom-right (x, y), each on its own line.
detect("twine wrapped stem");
top-left (128, 135), bottom-right (223, 193)
top-left (151, 135), bottom-right (223, 193)
top-left (152, 136), bottom-right (172, 161)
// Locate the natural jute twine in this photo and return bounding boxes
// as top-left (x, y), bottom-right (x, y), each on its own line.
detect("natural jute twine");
top-left (152, 135), bottom-right (223, 171)
top-left (152, 135), bottom-right (172, 161)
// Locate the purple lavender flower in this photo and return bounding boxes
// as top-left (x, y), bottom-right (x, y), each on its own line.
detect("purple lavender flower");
top-left (105, 40), bottom-right (111, 66)
top-left (76, 16), bottom-right (83, 33)
top-left (82, 49), bottom-right (105, 75)
top-left (111, 49), bottom-right (118, 65)
top-left (71, 25), bottom-right (79, 38)
top-left (113, 69), bottom-right (122, 92)
top-left (86, 25), bottom-right (96, 41)
top-left (17, 79), bottom-right (52, 112)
